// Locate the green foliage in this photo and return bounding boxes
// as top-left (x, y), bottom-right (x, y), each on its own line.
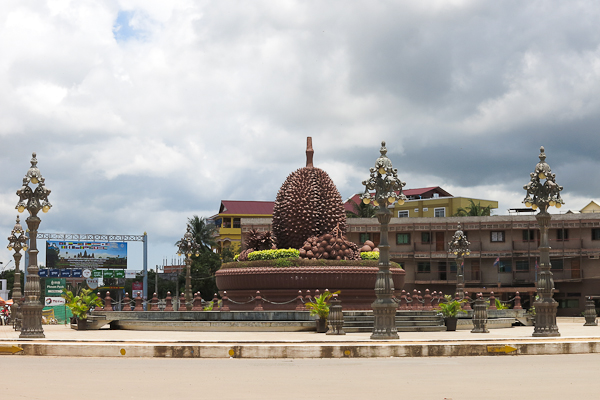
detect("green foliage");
top-left (220, 245), bottom-right (238, 263)
top-left (175, 215), bottom-right (218, 252)
top-left (436, 295), bottom-right (468, 317)
top-left (221, 258), bottom-right (403, 269)
top-left (62, 288), bottom-right (103, 320)
top-left (274, 258), bottom-right (293, 267)
top-left (360, 251), bottom-right (380, 260)
top-left (454, 199), bottom-right (493, 217)
top-left (234, 254), bottom-right (240, 261)
top-left (305, 290), bottom-right (340, 319)
top-left (247, 248), bottom-right (300, 261)
top-left (495, 298), bottom-right (510, 310)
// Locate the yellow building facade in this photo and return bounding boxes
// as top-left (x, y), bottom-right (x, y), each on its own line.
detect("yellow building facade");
top-left (394, 196), bottom-right (499, 218)
top-left (212, 200), bottom-right (275, 253)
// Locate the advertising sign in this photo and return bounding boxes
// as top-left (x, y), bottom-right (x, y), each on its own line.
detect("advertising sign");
top-left (72, 269), bottom-right (83, 278)
top-left (39, 269), bottom-right (49, 277)
top-left (103, 270), bottom-right (115, 278)
top-left (132, 281), bottom-right (143, 300)
top-left (92, 270), bottom-right (103, 278)
top-left (45, 278), bottom-right (66, 296)
top-left (114, 270), bottom-right (125, 278)
top-left (46, 240), bottom-right (127, 269)
top-left (125, 271), bottom-right (140, 279)
top-left (86, 278), bottom-right (99, 290)
top-left (45, 297), bottom-right (66, 306)
top-left (49, 269), bottom-right (60, 277)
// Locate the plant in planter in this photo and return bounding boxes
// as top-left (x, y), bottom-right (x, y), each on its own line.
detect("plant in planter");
top-left (62, 288), bottom-right (103, 330)
top-left (436, 295), bottom-right (467, 331)
top-left (305, 290), bottom-right (339, 333)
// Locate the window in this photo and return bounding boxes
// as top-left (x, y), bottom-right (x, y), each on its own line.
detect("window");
top-left (396, 233), bottom-right (410, 245)
top-left (398, 210), bottom-right (409, 218)
top-left (558, 299), bottom-right (579, 309)
top-left (449, 261), bottom-right (458, 273)
top-left (434, 208), bottom-right (445, 217)
top-left (593, 229), bottom-right (600, 240)
top-left (491, 231), bottom-right (505, 242)
top-left (516, 260), bottom-right (529, 272)
top-left (421, 232), bottom-right (431, 244)
top-left (359, 233), bottom-right (371, 244)
top-left (550, 259), bottom-right (563, 271)
top-left (215, 218), bottom-right (222, 228)
top-left (233, 218), bottom-right (241, 228)
top-left (414, 208), bottom-right (419, 212)
top-left (498, 261), bottom-right (511, 273)
top-left (423, 207), bottom-right (429, 212)
top-left (223, 219), bottom-right (231, 228)
top-left (417, 262), bottom-right (431, 273)
top-left (433, 193), bottom-right (440, 198)
top-left (523, 229), bottom-right (535, 242)
top-left (556, 229), bottom-right (568, 241)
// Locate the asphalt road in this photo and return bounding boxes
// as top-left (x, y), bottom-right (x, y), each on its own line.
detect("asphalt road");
top-left (3, 354), bottom-right (599, 399)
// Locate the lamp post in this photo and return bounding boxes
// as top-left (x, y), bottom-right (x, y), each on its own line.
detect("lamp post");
top-left (448, 223), bottom-right (470, 299)
top-left (523, 146), bottom-right (563, 337)
top-left (7, 216), bottom-right (28, 331)
top-left (177, 225), bottom-right (200, 311)
top-left (15, 152), bottom-right (52, 338)
top-left (361, 141), bottom-right (407, 340)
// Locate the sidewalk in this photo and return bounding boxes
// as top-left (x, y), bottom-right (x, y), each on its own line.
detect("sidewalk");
top-left (2, 317), bottom-right (600, 358)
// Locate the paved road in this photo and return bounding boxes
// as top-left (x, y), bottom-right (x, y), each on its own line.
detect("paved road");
top-left (3, 354), bottom-right (599, 399)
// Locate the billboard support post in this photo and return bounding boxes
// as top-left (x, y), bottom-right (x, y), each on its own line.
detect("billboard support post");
top-left (143, 232), bottom-right (148, 307)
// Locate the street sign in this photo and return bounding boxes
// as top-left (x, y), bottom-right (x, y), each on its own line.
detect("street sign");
top-left (45, 278), bottom-right (66, 296)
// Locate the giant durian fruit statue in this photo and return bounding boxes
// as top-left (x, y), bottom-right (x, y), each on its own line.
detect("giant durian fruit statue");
top-left (272, 137), bottom-right (347, 250)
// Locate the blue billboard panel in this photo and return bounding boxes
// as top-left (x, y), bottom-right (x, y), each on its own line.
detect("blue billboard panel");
top-left (49, 269), bottom-right (60, 277)
top-left (72, 269), bottom-right (83, 278)
top-left (46, 241), bottom-right (127, 269)
top-left (39, 269), bottom-right (48, 277)
top-left (60, 269), bottom-right (71, 277)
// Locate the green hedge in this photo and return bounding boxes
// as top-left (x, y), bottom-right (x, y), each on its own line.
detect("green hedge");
top-left (247, 248), bottom-right (300, 261)
top-left (221, 258), bottom-right (402, 270)
top-left (360, 251), bottom-right (380, 260)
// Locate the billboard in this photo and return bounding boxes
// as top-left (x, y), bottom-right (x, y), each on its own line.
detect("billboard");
top-left (45, 278), bottom-right (66, 296)
top-left (46, 241), bottom-right (127, 269)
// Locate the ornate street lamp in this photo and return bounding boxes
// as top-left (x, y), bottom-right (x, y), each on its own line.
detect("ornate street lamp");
top-left (448, 223), bottom-right (470, 299)
top-left (523, 146), bottom-right (563, 337)
top-left (361, 141), bottom-right (407, 340)
top-left (7, 216), bottom-right (28, 331)
top-left (15, 152), bottom-right (52, 338)
top-left (177, 224), bottom-right (200, 311)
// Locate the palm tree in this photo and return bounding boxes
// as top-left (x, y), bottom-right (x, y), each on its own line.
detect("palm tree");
top-left (175, 215), bottom-right (218, 253)
top-left (454, 200), bottom-right (493, 217)
top-left (346, 198), bottom-right (377, 218)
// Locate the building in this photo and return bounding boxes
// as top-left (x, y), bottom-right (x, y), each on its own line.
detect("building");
top-left (212, 200), bottom-right (275, 252)
top-left (581, 201), bottom-right (600, 214)
top-left (345, 187), bottom-right (499, 218)
top-left (242, 212), bottom-right (600, 316)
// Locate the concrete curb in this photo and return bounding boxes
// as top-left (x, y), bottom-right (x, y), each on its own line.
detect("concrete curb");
top-left (3, 338), bottom-right (600, 358)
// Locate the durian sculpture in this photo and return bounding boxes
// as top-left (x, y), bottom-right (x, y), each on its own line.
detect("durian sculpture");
top-left (299, 224), bottom-right (360, 260)
top-left (272, 138), bottom-right (347, 250)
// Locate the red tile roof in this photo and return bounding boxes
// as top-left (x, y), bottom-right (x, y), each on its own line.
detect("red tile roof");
top-left (344, 187), bottom-right (453, 214)
top-left (219, 200), bottom-right (275, 216)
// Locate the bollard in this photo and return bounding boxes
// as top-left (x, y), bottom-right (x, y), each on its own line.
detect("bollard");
top-left (411, 290), bottom-right (419, 311)
top-left (122, 292), bottom-right (132, 311)
top-left (423, 289), bottom-right (433, 311)
top-left (326, 293), bottom-right (345, 335)
top-left (96, 292), bottom-right (103, 313)
top-left (463, 292), bottom-right (472, 311)
top-left (584, 297), bottom-right (598, 326)
top-left (164, 292), bottom-right (173, 311)
top-left (488, 292), bottom-right (497, 310)
top-left (103, 291), bottom-right (113, 311)
top-left (295, 290), bottom-right (305, 311)
top-left (134, 293), bottom-right (143, 311)
top-left (212, 293), bottom-right (220, 311)
top-left (398, 290), bottom-right (408, 310)
top-left (179, 293), bottom-right (186, 311)
top-left (514, 292), bottom-right (523, 310)
top-left (150, 293), bottom-right (159, 311)
top-left (192, 292), bottom-right (203, 311)
top-left (254, 291), bottom-right (264, 311)
top-left (471, 293), bottom-right (489, 333)
top-left (305, 290), bottom-right (312, 305)
top-left (431, 291), bottom-right (439, 307)
top-left (221, 291), bottom-right (231, 312)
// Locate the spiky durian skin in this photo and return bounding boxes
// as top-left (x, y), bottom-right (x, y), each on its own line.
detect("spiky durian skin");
top-left (272, 167), bottom-right (347, 250)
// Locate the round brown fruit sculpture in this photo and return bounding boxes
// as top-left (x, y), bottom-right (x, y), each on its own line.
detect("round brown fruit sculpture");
top-left (272, 138), bottom-right (347, 250)
top-left (299, 225), bottom-right (360, 260)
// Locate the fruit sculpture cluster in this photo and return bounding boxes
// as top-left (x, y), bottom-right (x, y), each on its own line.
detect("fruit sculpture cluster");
top-left (299, 225), bottom-right (360, 260)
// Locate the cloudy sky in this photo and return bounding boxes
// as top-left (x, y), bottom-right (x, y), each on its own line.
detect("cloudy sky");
top-left (1, 0), bottom-right (600, 271)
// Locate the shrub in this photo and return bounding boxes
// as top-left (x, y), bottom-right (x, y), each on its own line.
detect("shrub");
top-left (220, 258), bottom-right (403, 269)
top-left (247, 248), bottom-right (300, 261)
top-left (360, 251), bottom-right (380, 260)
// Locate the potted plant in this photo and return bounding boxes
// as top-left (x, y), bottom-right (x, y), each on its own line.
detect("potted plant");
top-left (305, 290), bottom-right (339, 333)
top-left (436, 295), bottom-right (467, 331)
top-left (62, 288), bottom-right (103, 330)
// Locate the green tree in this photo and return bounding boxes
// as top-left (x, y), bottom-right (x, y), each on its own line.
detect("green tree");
top-left (454, 200), bottom-right (493, 217)
top-left (176, 215), bottom-right (218, 252)
top-left (346, 199), bottom-right (377, 218)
